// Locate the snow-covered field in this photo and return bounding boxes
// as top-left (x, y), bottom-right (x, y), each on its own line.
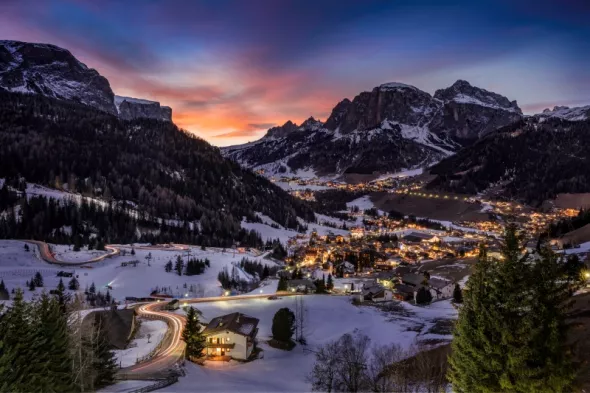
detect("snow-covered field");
top-left (172, 295), bottom-right (457, 392)
top-left (113, 320), bottom-right (168, 368)
top-left (0, 240), bottom-right (281, 302)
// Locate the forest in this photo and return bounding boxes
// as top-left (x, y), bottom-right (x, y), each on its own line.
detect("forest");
top-left (0, 91), bottom-right (315, 246)
top-left (428, 118), bottom-right (590, 206)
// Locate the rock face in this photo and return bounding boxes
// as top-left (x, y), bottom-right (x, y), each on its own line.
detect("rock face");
top-left (0, 40), bottom-right (172, 122)
top-left (0, 40), bottom-right (117, 114)
top-left (115, 96), bottom-right (172, 122)
top-left (223, 80), bottom-right (522, 177)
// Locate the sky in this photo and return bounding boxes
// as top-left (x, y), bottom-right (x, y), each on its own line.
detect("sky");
top-left (1, 0), bottom-right (589, 146)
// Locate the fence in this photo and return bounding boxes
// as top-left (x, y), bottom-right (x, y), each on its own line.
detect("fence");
top-left (128, 375), bottom-right (179, 393)
top-left (134, 315), bottom-right (174, 365)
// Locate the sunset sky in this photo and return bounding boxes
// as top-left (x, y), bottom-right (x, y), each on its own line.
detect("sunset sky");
top-left (1, 0), bottom-right (588, 146)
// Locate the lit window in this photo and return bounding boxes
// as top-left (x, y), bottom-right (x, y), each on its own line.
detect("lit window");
top-left (226, 337), bottom-right (230, 342)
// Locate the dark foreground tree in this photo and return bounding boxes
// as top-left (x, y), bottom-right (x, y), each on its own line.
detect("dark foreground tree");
top-left (272, 308), bottom-right (295, 343)
top-left (452, 283), bottom-right (463, 304)
top-left (415, 286), bottom-right (432, 304)
top-left (182, 307), bottom-right (206, 360)
top-left (448, 225), bottom-right (578, 393)
top-left (92, 317), bottom-right (118, 389)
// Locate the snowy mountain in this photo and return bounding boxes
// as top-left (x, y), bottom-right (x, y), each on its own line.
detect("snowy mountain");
top-left (223, 80), bottom-right (522, 177)
top-left (0, 40), bottom-right (171, 122)
top-left (535, 105), bottom-right (590, 122)
top-left (427, 116), bottom-right (590, 205)
top-left (0, 40), bottom-right (117, 114)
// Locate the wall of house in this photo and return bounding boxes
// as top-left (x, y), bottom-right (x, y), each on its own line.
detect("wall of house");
top-left (206, 331), bottom-right (250, 360)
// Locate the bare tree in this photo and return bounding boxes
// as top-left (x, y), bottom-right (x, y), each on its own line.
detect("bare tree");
top-left (365, 343), bottom-right (405, 392)
top-left (308, 339), bottom-right (341, 392)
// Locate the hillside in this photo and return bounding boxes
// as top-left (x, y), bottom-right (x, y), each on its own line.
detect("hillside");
top-left (427, 118), bottom-right (590, 205)
top-left (0, 90), bottom-right (314, 247)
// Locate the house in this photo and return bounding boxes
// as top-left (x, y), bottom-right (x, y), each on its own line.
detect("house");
top-left (286, 279), bottom-right (316, 293)
top-left (402, 232), bottom-right (434, 243)
top-left (428, 278), bottom-right (454, 300)
top-left (165, 299), bottom-right (180, 310)
top-left (401, 273), bottom-right (425, 287)
top-left (362, 285), bottom-right (393, 302)
top-left (83, 308), bottom-right (137, 350)
top-left (202, 312), bottom-right (259, 361)
top-left (392, 283), bottom-right (416, 301)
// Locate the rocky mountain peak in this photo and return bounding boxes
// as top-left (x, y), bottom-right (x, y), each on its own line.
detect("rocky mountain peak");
top-left (263, 120), bottom-right (300, 139)
top-left (0, 40), bottom-right (117, 114)
top-left (434, 79), bottom-right (522, 114)
top-left (300, 116), bottom-right (323, 130)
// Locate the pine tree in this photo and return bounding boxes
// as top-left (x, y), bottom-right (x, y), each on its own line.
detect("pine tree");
top-left (453, 283), bottom-right (463, 304)
top-left (89, 282), bottom-right (96, 294)
top-left (55, 278), bottom-right (69, 313)
top-left (92, 317), bottom-right (118, 389)
top-left (277, 276), bottom-right (288, 291)
top-left (68, 276), bottom-right (80, 291)
top-left (33, 271), bottom-right (43, 287)
top-left (34, 293), bottom-right (75, 391)
top-left (182, 307), bottom-right (206, 360)
top-left (130, 248), bottom-right (135, 256)
top-left (175, 256), bottom-right (184, 276)
top-left (28, 279), bottom-right (36, 291)
top-left (326, 274), bottom-right (334, 291)
top-left (165, 260), bottom-right (173, 273)
top-left (272, 307), bottom-right (295, 343)
top-left (415, 286), bottom-right (432, 304)
top-left (448, 225), bottom-right (577, 393)
top-left (0, 280), bottom-right (8, 300)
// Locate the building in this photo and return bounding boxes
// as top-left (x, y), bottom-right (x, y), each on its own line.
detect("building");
top-left (362, 285), bottom-right (393, 302)
top-left (165, 299), bottom-right (180, 310)
top-left (286, 279), bottom-right (317, 293)
top-left (402, 232), bottom-right (435, 243)
top-left (202, 312), bottom-right (259, 361)
top-left (428, 278), bottom-right (454, 300)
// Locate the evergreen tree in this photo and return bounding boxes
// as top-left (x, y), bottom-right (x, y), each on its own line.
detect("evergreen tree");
top-left (23, 244), bottom-right (29, 252)
top-left (0, 280), bottom-right (8, 300)
top-left (449, 226), bottom-right (577, 393)
top-left (33, 271), bottom-right (44, 287)
top-left (182, 307), bottom-right (206, 360)
top-left (34, 293), bottom-right (75, 391)
top-left (415, 286), bottom-right (432, 304)
top-left (165, 260), bottom-right (173, 273)
top-left (28, 279), bottom-right (36, 291)
top-left (68, 276), bottom-right (80, 291)
top-left (92, 317), bottom-right (118, 389)
top-left (272, 307), bottom-right (295, 343)
top-left (175, 256), bottom-right (184, 276)
top-left (453, 283), bottom-right (463, 304)
top-left (326, 274), bottom-right (334, 291)
top-left (57, 278), bottom-right (65, 292)
top-left (89, 282), bottom-right (96, 294)
top-left (277, 276), bottom-right (288, 291)
top-left (130, 248), bottom-right (135, 256)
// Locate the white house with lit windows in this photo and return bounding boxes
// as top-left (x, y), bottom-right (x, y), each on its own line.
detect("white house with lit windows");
top-left (201, 312), bottom-right (259, 361)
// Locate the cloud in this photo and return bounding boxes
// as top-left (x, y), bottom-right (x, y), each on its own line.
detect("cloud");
top-left (212, 129), bottom-right (267, 139)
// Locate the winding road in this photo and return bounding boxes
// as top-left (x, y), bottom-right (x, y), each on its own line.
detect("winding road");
top-left (26, 240), bottom-right (119, 266)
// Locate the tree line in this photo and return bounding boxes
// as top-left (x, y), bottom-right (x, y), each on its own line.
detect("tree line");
top-left (0, 90), bottom-right (314, 246)
top-left (0, 290), bottom-right (118, 392)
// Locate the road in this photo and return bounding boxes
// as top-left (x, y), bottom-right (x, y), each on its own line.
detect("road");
top-left (26, 240), bottom-right (119, 266)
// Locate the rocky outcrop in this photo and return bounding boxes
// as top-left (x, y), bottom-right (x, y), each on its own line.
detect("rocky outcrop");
top-left (223, 80), bottom-right (523, 177)
top-left (0, 40), bottom-right (117, 114)
top-left (115, 96), bottom-right (172, 122)
top-left (264, 120), bottom-right (299, 139)
top-left (431, 80), bottom-right (523, 141)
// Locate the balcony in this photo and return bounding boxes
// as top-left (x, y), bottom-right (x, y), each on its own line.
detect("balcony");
top-left (206, 342), bottom-right (235, 349)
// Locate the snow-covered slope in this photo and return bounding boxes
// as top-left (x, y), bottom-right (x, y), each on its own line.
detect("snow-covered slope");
top-left (223, 80), bottom-right (522, 177)
top-left (115, 95), bottom-right (172, 122)
top-left (536, 105), bottom-right (590, 122)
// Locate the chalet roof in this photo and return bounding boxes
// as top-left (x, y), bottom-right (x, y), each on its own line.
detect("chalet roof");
top-left (404, 232), bottom-right (434, 241)
top-left (429, 278), bottom-right (453, 289)
top-left (287, 279), bottom-right (316, 289)
top-left (83, 308), bottom-right (136, 350)
top-left (401, 273), bottom-right (424, 287)
top-left (202, 312), bottom-right (260, 338)
top-left (394, 283), bottom-right (416, 295)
